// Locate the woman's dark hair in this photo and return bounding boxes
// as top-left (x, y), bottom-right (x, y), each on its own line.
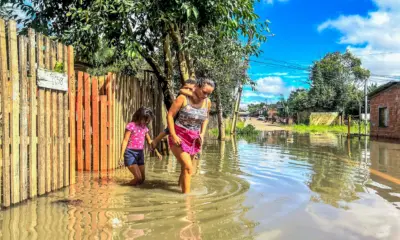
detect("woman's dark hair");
top-left (196, 77), bottom-right (215, 88)
top-left (131, 107), bottom-right (154, 124)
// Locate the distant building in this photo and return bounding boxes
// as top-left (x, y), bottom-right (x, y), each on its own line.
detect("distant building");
top-left (369, 81), bottom-right (400, 139)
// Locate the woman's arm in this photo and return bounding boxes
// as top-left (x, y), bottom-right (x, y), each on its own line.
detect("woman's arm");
top-left (145, 133), bottom-right (162, 160)
top-left (167, 95), bottom-right (185, 145)
top-left (199, 99), bottom-right (212, 142)
top-left (119, 130), bottom-right (131, 161)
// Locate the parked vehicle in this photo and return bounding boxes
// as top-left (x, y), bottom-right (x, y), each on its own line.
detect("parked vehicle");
top-left (257, 116), bottom-right (266, 121)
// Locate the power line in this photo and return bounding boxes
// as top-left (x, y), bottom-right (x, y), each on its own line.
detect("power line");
top-left (249, 59), bottom-right (400, 82)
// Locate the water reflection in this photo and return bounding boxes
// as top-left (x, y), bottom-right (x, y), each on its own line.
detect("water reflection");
top-left (0, 132), bottom-right (399, 239)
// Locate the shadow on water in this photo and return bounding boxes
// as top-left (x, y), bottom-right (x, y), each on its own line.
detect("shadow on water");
top-left (1, 131), bottom-right (400, 239)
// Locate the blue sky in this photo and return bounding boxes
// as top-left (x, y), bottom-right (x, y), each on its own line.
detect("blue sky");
top-left (241, 0), bottom-right (400, 108)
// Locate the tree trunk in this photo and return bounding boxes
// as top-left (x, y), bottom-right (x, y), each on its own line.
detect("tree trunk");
top-left (170, 24), bottom-right (189, 84)
top-left (230, 32), bottom-right (253, 135)
top-left (231, 84), bottom-right (243, 135)
top-left (215, 86), bottom-right (225, 140)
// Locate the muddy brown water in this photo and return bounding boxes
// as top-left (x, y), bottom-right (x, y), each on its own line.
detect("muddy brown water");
top-left (1, 132), bottom-right (399, 239)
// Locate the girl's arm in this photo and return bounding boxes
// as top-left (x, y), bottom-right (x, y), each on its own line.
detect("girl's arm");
top-left (179, 88), bottom-right (193, 97)
top-left (145, 133), bottom-right (162, 160)
top-left (145, 133), bottom-right (152, 145)
top-left (119, 130), bottom-right (131, 161)
top-left (167, 95), bottom-right (185, 145)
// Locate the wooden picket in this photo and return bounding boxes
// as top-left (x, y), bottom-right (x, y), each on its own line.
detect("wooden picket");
top-left (76, 72), bottom-right (83, 171)
top-left (92, 77), bottom-right (99, 171)
top-left (0, 19), bottom-right (10, 207)
top-left (0, 19), bottom-right (74, 208)
top-left (84, 73), bottom-right (91, 171)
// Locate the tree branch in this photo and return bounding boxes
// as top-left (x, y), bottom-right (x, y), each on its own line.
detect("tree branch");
top-left (126, 17), bottom-right (165, 81)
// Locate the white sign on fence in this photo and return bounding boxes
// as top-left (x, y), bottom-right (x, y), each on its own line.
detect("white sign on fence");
top-left (37, 68), bottom-right (68, 91)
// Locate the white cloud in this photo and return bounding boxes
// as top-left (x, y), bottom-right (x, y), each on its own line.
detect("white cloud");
top-left (264, 0), bottom-right (289, 4)
top-left (240, 101), bottom-right (261, 109)
top-left (250, 72), bottom-right (288, 77)
top-left (242, 91), bottom-right (276, 99)
top-left (285, 75), bottom-right (307, 79)
top-left (318, 0), bottom-right (400, 76)
top-left (256, 76), bottom-right (286, 94)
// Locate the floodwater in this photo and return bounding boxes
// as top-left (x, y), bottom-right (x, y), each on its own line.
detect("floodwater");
top-left (1, 132), bottom-right (400, 239)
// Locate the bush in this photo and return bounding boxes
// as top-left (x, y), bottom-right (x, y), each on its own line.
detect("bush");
top-left (236, 124), bottom-right (260, 135)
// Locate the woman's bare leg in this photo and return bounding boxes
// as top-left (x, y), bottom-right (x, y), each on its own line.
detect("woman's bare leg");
top-left (171, 144), bottom-right (193, 193)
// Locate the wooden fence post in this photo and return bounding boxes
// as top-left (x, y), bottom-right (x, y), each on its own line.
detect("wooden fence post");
top-left (77, 72), bottom-right (83, 171)
top-left (18, 35), bottom-right (28, 201)
top-left (84, 73), bottom-right (91, 171)
top-left (100, 96), bottom-right (107, 172)
top-left (8, 20), bottom-right (21, 204)
top-left (36, 34), bottom-right (46, 195)
top-left (28, 29), bottom-right (38, 198)
top-left (0, 19), bottom-right (10, 207)
top-left (92, 77), bottom-right (99, 171)
top-left (44, 36), bottom-right (51, 193)
top-left (63, 45), bottom-right (69, 186)
top-left (50, 41), bottom-right (58, 191)
top-left (68, 46), bottom-right (76, 184)
top-left (57, 42), bottom-right (64, 188)
top-left (106, 73), bottom-right (113, 170)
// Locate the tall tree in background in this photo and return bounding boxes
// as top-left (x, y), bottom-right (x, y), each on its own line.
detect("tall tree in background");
top-left (192, 28), bottom-right (253, 140)
top-left (308, 51), bottom-right (370, 114)
top-left (3, 0), bottom-right (269, 109)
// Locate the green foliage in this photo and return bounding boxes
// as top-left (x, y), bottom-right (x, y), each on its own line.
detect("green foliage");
top-left (236, 124), bottom-right (260, 135)
top-left (247, 102), bottom-right (267, 115)
top-left (209, 119), bottom-right (258, 136)
top-left (287, 89), bottom-right (310, 113)
top-left (286, 51), bottom-right (370, 116)
top-left (53, 62), bottom-right (64, 73)
top-left (290, 123), bottom-right (369, 134)
top-left (3, 0), bottom-right (270, 109)
top-left (308, 51), bottom-right (369, 113)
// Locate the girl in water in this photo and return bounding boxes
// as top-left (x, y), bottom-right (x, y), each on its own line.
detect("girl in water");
top-left (119, 107), bottom-right (161, 186)
top-left (167, 78), bottom-right (215, 193)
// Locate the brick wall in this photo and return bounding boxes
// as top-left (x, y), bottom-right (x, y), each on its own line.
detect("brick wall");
top-left (370, 85), bottom-right (400, 139)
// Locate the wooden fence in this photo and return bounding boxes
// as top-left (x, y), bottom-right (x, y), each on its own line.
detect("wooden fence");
top-left (0, 20), bottom-right (76, 208)
top-left (0, 19), bottom-right (166, 208)
top-left (113, 71), bottom-right (166, 162)
top-left (75, 71), bottom-right (165, 175)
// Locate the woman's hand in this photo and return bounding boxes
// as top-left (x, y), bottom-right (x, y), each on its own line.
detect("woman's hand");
top-left (197, 133), bottom-right (205, 145)
top-left (150, 140), bottom-right (157, 150)
top-left (172, 134), bottom-right (181, 146)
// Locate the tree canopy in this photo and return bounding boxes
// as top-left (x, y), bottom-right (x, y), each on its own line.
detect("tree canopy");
top-left (2, 0), bottom-right (270, 109)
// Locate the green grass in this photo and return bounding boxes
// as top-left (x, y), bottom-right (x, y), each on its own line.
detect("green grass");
top-left (287, 123), bottom-right (370, 134)
top-left (209, 119), bottom-right (259, 137)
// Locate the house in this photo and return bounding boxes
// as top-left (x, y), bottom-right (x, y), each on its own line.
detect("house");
top-left (369, 81), bottom-right (400, 139)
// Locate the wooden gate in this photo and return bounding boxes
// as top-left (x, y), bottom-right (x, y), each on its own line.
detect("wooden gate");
top-left (0, 20), bottom-right (76, 207)
top-left (75, 71), bottom-right (165, 174)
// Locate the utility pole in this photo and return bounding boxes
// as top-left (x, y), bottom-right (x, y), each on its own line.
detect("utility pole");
top-left (364, 78), bottom-right (368, 135)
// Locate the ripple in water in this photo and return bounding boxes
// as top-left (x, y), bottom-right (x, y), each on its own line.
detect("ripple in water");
top-left (0, 133), bottom-right (399, 239)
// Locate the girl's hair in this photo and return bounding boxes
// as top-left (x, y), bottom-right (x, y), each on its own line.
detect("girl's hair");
top-left (184, 79), bottom-right (197, 85)
top-left (131, 107), bottom-right (154, 124)
top-left (196, 77), bottom-right (215, 88)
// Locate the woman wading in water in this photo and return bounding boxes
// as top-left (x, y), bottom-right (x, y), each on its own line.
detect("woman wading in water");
top-left (168, 78), bottom-right (215, 193)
